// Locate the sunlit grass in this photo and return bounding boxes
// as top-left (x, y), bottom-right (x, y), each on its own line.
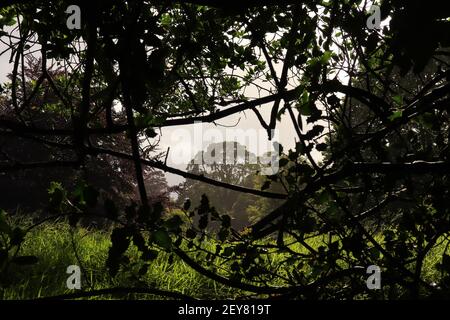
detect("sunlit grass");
top-left (0, 221), bottom-right (245, 299)
top-left (0, 220), bottom-right (446, 299)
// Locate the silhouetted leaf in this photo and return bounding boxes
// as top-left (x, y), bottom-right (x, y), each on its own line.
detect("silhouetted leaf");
top-left (261, 180), bottom-right (271, 191)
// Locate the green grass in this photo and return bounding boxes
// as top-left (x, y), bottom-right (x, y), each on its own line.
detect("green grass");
top-left (1, 220), bottom-right (447, 300)
top-left (0, 221), bottom-right (241, 300)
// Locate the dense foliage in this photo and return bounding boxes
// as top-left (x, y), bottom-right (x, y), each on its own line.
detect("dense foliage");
top-left (1, 0), bottom-right (450, 299)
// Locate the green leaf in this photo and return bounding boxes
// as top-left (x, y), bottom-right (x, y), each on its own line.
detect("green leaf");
top-left (73, 183), bottom-right (98, 207)
top-left (160, 13), bottom-right (172, 27)
top-left (298, 92), bottom-right (312, 116)
top-left (388, 110), bottom-right (403, 121)
top-left (152, 229), bottom-right (172, 250)
top-left (320, 50), bottom-right (333, 64)
top-left (48, 182), bottom-right (65, 209)
top-left (392, 95), bottom-right (403, 106)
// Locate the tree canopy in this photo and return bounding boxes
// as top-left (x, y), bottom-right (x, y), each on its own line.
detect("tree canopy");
top-left (1, 0), bottom-right (450, 299)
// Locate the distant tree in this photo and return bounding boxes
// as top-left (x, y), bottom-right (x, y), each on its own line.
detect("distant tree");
top-left (178, 141), bottom-right (264, 229)
top-left (144, 168), bottom-right (174, 207)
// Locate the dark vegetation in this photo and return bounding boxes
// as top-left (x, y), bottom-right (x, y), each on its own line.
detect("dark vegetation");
top-left (1, 0), bottom-right (450, 299)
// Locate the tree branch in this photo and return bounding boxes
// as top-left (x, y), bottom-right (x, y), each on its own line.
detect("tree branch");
top-left (87, 146), bottom-right (288, 200)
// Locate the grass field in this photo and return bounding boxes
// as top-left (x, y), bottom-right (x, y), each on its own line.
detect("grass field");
top-left (0, 218), bottom-right (446, 300)
top-left (1, 220), bottom-right (245, 300)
